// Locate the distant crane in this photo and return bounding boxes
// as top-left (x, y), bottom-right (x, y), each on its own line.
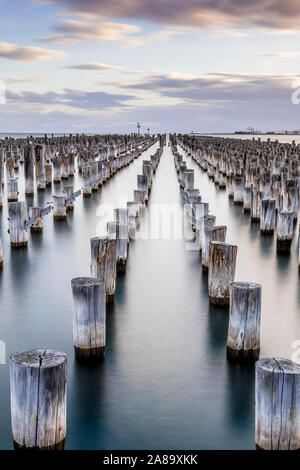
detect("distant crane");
top-left (137, 122), bottom-right (141, 136)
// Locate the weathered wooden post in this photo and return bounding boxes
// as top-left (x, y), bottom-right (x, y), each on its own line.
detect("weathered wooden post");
top-left (24, 144), bottom-right (34, 195)
top-left (0, 239), bottom-right (3, 268)
top-left (108, 221), bottom-right (128, 273)
top-left (90, 236), bottom-right (117, 303)
top-left (61, 155), bottom-right (69, 179)
top-left (233, 176), bottom-right (244, 205)
top-left (277, 211), bottom-right (294, 252)
top-left (255, 357), bottom-right (300, 450)
top-left (137, 175), bottom-right (148, 203)
top-left (7, 178), bottom-right (18, 202)
top-left (82, 166), bottom-right (92, 197)
top-left (63, 186), bottom-right (74, 211)
top-left (8, 202), bottom-right (28, 247)
top-left (6, 154), bottom-right (15, 179)
top-left (45, 164), bottom-right (52, 186)
top-left (35, 144), bottom-right (46, 190)
top-left (29, 207), bottom-right (43, 232)
top-left (202, 225), bottom-right (227, 270)
top-left (208, 241), bottom-right (238, 305)
top-left (52, 195), bottom-right (67, 220)
top-left (227, 282), bottom-right (261, 363)
top-left (184, 170), bottom-right (194, 190)
top-left (52, 155), bottom-right (61, 183)
top-left (251, 190), bottom-right (264, 222)
top-left (200, 214), bottom-right (216, 249)
top-left (260, 199), bottom-right (276, 233)
top-left (10, 349), bottom-right (67, 450)
top-left (134, 189), bottom-right (146, 206)
top-left (243, 185), bottom-right (252, 213)
top-left (71, 277), bottom-right (106, 362)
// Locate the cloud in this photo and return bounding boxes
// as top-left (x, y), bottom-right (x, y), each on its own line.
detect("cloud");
top-left (262, 52), bottom-right (300, 58)
top-left (39, 19), bottom-right (142, 45)
top-left (0, 42), bottom-right (67, 61)
top-left (36, 1), bottom-right (300, 31)
top-left (64, 62), bottom-right (124, 71)
top-left (119, 72), bottom-right (297, 104)
top-left (6, 88), bottom-right (135, 110)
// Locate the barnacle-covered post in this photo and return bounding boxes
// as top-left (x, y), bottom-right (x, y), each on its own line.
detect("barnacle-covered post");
top-left (10, 349), bottom-right (67, 450)
top-left (255, 358), bottom-right (300, 450)
top-left (208, 241), bottom-right (238, 305)
top-left (71, 277), bottom-right (106, 362)
top-left (227, 282), bottom-right (261, 363)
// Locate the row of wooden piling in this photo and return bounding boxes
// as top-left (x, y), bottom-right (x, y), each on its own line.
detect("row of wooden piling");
top-left (1, 135), bottom-right (156, 267)
top-left (9, 135), bottom-right (166, 450)
top-left (173, 134), bottom-right (300, 451)
top-left (178, 134), bottom-right (300, 261)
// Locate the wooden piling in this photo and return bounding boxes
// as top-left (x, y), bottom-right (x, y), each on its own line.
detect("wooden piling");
top-left (90, 236), bottom-right (117, 303)
top-left (10, 349), bottom-right (67, 450)
top-left (7, 178), bottom-right (18, 202)
top-left (260, 199), bottom-right (276, 234)
top-left (208, 241), bottom-right (238, 306)
top-left (202, 225), bottom-right (227, 270)
top-left (227, 282), bottom-right (261, 363)
top-left (255, 357), bottom-right (300, 450)
top-left (24, 144), bottom-right (34, 195)
top-left (277, 211), bottom-right (294, 252)
top-left (35, 144), bottom-right (46, 190)
top-left (0, 239), bottom-right (3, 268)
top-left (8, 201), bottom-right (28, 247)
top-left (53, 195), bottom-right (67, 220)
top-left (29, 207), bottom-right (43, 232)
top-left (71, 277), bottom-right (106, 362)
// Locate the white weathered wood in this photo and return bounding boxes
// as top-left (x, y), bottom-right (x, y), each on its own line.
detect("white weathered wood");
top-left (29, 207), bottom-right (43, 232)
top-left (10, 349), bottom-right (67, 450)
top-left (8, 201), bottom-right (28, 247)
top-left (7, 178), bottom-right (18, 202)
top-left (61, 155), bottom-right (70, 179)
top-left (24, 144), bottom-right (34, 195)
top-left (45, 164), bottom-right (52, 186)
top-left (243, 185), bottom-right (252, 213)
top-left (71, 277), bottom-right (106, 361)
top-left (52, 195), bottom-right (67, 220)
top-left (277, 210), bottom-right (294, 252)
top-left (227, 282), bottom-right (261, 362)
top-left (260, 199), bottom-right (276, 233)
top-left (208, 241), bottom-right (238, 305)
top-left (52, 155), bottom-right (61, 182)
top-left (202, 225), bottom-right (227, 270)
top-left (35, 144), bottom-right (46, 189)
top-left (63, 185), bottom-right (74, 211)
top-left (233, 176), bottom-right (244, 205)
top-left (108, 221), bottom-right (128, 273)
top-left (251, 189), bottom-right (264, 222)
top-left (0, 239), bottom-right (3, 268)
top-left (255, 357), bottom-right (300, 450)
top-left (90, 236), bottom-right (117, 303)
top-left (82, 165), bottom-right (92, 197)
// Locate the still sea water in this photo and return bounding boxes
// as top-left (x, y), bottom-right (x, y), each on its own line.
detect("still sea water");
top-left (0, 134), bottom-right (299, 449)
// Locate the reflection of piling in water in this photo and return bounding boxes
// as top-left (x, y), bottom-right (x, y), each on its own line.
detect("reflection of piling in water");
top-left (227, 282), bottom-right (261, 363)
top-left (276, 211), bottom-right (293, 252)
top-left (10, 349), bottom-right (67, 450)
top-left (71, 277), bottom-right (106, 362)
top-left (208, 241), bottom-right (237, 306)
top-left (255, 357), bottom-right (300, 450)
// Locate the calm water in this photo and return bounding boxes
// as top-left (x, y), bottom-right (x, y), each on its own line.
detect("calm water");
top-left (0, 135), bottom-right (299, 449)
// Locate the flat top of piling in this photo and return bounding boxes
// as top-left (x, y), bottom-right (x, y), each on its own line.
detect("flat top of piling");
top-left (71, 277), bottom-right (104, 287)
top-left (256, 357), bottom-right (300, 374)
top-left (231, 282), bottom-right (261, 289)
top-left (10, 349), bottom-right (66, 368)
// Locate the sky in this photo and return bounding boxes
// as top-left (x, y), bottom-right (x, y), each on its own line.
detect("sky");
top-left (1, 0), bottom-right (300, 133)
